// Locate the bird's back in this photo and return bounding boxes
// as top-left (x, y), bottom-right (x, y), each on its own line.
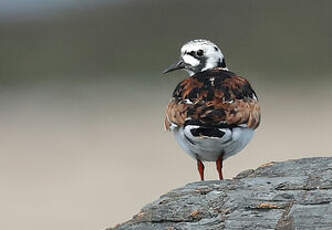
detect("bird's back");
top-left (165, 67), bottom-right (261, 131)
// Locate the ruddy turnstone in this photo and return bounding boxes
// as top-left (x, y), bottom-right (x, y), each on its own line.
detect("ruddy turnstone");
top-left (163, 39), bottom-right (260, 181)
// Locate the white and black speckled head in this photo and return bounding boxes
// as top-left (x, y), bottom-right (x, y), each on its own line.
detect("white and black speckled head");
top-left (163, 39), bottom-right (228, 76)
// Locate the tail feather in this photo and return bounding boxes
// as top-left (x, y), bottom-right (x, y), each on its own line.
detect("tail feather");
top-left (190, 127), bottom-right (225, 138)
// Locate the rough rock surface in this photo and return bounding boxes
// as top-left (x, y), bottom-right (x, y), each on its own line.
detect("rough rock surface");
top-left (110, 157), bottom-right (332, 230)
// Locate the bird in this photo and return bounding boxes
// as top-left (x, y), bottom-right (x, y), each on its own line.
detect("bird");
top-left (163, 39), bottom-right (260, 181)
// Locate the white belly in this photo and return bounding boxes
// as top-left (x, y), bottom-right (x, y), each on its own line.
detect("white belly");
top-left (173, 125), bottom-right (254, 161)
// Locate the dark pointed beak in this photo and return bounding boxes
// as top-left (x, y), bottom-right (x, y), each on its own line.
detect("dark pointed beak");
top-left (162, 59), bottom-right (186, 74)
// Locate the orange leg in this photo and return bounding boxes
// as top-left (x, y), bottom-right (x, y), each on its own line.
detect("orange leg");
top-left (216, 153), bottom-right (224, 180)
top-left (197, 159), bottom-right (205, 181)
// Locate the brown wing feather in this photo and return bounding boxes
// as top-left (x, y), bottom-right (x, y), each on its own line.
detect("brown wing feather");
top-left (165, 69), bottom-right (260, 130)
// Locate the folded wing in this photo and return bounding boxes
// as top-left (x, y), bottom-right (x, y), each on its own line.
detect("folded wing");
top-left (165, 69), bottom-right (261, 131)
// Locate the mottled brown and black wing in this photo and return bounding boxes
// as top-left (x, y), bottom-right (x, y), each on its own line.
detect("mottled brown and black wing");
top-left (165, 69), bottom-right (260, 130)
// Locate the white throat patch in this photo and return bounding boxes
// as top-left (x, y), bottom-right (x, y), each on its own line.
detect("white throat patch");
top-left (182, 54), bottom-right (200, 67)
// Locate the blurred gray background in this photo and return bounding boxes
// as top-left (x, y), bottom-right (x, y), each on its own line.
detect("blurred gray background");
top-left (0, 0), bottom-right (331, 229)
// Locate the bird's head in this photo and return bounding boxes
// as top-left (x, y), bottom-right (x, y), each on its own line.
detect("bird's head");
top-left (163, 39), bottom-right (227, 76)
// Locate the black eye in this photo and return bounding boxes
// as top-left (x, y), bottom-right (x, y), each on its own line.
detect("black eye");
top-left (196, 49), bottom-right (204, 56)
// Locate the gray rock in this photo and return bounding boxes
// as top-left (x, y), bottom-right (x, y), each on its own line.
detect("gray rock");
top-left (109, 157), bottom-right (332, 230)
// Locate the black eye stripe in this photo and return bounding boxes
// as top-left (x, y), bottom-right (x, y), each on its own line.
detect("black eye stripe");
top-left (196, 49), bottom-right (204, 56)
top-left (188, 51), bottom-right (195, 56)
top-left (186, 50), bottom-right (203, 57)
